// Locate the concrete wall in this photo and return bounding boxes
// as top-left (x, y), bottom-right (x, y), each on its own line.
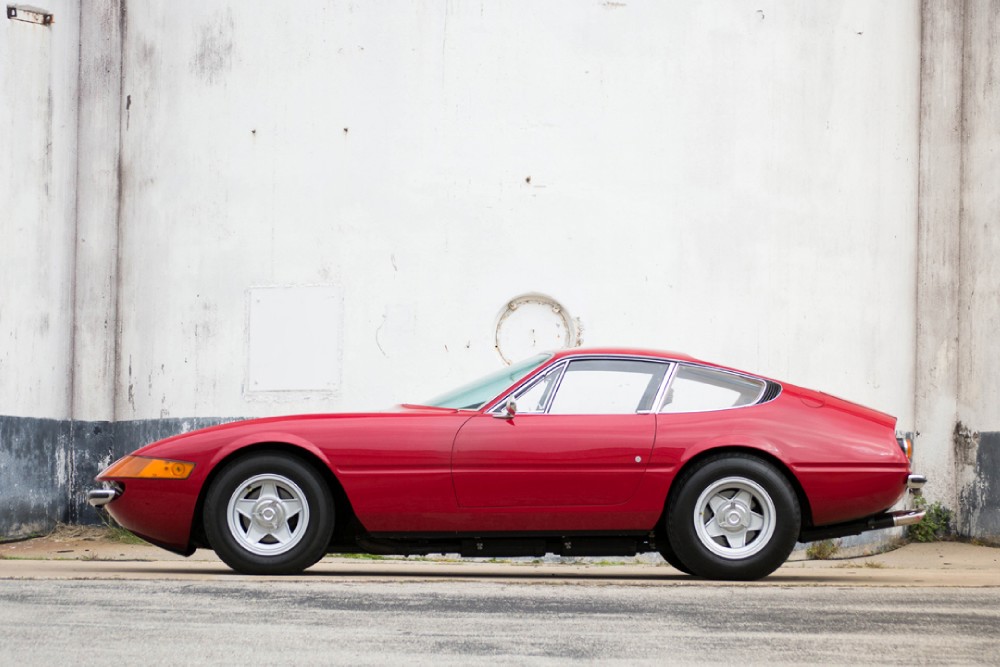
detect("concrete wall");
top-left (115, 1), bottom-right (919, 424)
top-left (0, 6), bottom-right (79, 419)
top-left (914, 0), bottom-right (1000, 542)
top-left (0, 4), bottom-right (80, 534)
top-left (3, 1), bottom-right (998, 542)
top-left (73, 1), bottom-right (124, 425)
top-left (954, 1), bottom-right (1000, 539)
top-left (915, 0), bottom-right (963, 518)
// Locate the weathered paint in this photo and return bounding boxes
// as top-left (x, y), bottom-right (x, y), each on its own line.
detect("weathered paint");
top-left (0, 415), bottom-right (232, 538)
top-left (955, 0), bottom-right (1000, 545)
top-left (0, 417), bottom-right (70, 539)
top-left (956, 429), bottom-right (1000, 544)
top-left (914, 0), bottom-right (1000, 542)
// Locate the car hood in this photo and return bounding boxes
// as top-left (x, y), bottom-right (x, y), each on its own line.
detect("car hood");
top-left (124, 405), bottom-right (464, 455)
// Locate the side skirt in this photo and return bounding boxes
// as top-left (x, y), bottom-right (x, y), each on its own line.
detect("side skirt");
top-left (350, 532), bottom-right (657, 559)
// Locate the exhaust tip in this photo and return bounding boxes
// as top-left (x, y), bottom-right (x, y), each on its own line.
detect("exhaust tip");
top-left (891, 509), bottom-right (926, 527)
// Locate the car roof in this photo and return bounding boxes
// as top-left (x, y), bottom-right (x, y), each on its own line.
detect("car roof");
top-left (547, 347), bottom-right (698, 364)
top-left (545, 347), bottom-right (769, 381)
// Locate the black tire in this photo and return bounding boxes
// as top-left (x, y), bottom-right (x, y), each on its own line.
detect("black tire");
top-left (203, 453), bottom-right (334, 575)
top-left (658, 538), bottom-right (694, 575)
top-left (667, 454), bottom-right (800, 581)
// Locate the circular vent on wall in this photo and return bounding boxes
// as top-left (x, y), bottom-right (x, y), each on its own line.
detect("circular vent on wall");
top-left (494, 293), bottom-right (580, 364)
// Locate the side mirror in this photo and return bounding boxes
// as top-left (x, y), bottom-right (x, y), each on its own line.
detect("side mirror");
top-left (494, 398), bottom-right (517, 419)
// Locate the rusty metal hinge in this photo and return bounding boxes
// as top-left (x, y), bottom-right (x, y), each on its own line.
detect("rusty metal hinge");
top-left (6, 5), bottom-right (54, 25)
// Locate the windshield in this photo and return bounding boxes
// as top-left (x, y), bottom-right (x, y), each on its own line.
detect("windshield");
top-left (423, 353), bottom-right (552, 410)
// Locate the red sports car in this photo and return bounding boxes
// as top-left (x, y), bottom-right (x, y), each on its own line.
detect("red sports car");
top-left (88, 348), bottom-right (926, 580)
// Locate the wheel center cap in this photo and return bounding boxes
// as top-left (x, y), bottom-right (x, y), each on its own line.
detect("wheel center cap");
top-left (253, 499), bottom-right (285, 530)
top-left (719, 501), bottom-right (749, 532)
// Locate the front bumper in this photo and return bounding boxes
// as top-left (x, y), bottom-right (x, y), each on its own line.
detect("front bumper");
top-left (87, 487), bottom-right (121, 507)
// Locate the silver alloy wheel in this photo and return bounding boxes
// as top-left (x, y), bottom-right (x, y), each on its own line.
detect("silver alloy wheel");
top-left (692, 475), bottom-right (776, 559)
top-left (226, 473), bottom-right (311, 556)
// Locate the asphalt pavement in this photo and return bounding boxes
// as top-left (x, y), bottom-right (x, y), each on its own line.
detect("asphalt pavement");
top-left (1, 533), bottom-right (998, 665)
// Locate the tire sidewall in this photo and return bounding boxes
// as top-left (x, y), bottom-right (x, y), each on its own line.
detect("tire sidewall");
top-left (658, 538), bottom-right (694, 575)
top-left (667, 455), bottom-right (799, 581)
top-left (204, 453), bottom-right (334, 575)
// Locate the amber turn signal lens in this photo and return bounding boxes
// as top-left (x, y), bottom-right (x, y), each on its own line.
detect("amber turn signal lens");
top-left (100, 455), bottom-right (195, 480)
top-left (899, 437), bottom-right (914, 461)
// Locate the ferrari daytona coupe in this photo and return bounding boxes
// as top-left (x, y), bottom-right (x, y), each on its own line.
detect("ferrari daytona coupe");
top-left (89, 348), bottom-right (926, 580)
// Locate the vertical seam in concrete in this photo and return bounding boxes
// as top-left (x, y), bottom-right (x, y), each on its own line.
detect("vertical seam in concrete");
top-left (953, 0), bottom-right (969, 518)
top-left (955, 1), bottom-right (968, 420)
top-left (67, 0), bottom-right (86, 521)
top-left (69, 1), bottom-right (83, 421)
top-left (912, 4), bottom-right (924, 431)
top-left (111, 0), bottom-right (128, 425)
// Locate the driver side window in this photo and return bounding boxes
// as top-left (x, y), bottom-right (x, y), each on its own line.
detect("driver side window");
top-left (546, 359), bottom-right (669, 415)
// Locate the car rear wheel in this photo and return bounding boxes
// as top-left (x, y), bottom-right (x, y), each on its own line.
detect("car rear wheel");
top-left (667, 454), bottom-right (799, 580)
top-left (204, 453), bottom-right (334, 575)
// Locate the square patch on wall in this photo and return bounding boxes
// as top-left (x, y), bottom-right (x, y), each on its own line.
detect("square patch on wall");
top-left (246, 285), bottom-right (343, 394)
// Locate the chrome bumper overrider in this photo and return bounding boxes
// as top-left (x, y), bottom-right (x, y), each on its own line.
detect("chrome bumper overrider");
top-left (87, 488), bottom-right (120, 507)
top-left (907, 474), bottom-right (927, 495)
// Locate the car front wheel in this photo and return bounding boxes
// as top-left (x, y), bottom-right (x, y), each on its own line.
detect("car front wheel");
top-left (657, 538), bottom-right (693, 575)
top-left (667, 454), bottom-right (800, 580)
top-left (204, 453), bottom-right (334, 575)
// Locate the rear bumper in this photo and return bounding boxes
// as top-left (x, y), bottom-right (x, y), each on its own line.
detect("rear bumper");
top-left (800, 470), bottom-right (929, 543)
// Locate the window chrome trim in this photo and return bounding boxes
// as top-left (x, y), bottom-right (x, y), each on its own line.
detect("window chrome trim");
top-left (540, 362), bottom-right (569, 413)
top-left (487, 360), bottom-right (566, 415)
top-left (484, 354), bottom-right (775, 416)
top-left (487, 354), bottom-right (674, 416)
top-left (646, 362), bottom-right (679, 414)
top-left (504, 360), bottom-right (569, 415)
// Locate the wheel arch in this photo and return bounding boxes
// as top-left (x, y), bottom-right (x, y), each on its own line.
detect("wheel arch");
top-left (658, 446), bottom-right (815, 534)
top-left (190, 441), bottom-right (358, 551)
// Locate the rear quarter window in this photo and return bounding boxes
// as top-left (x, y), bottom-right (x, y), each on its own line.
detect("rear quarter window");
top-left (659, 365), bottom-right (765, 413)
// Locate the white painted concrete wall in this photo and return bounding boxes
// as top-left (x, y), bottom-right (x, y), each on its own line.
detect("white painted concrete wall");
top-left (112, 1), bottom-right (921, 425)
top-left (0, 6), bottom-right (80, 420)
top-left (958, 4), bottom-right (1000, 433)
top-left (954, 2), bottom-right (1000, 537)
top-left (914, 1), bottom-right (1000, 526)
top-left (915, 2), bottom-right (963, 512)
top-left (72, 2), bottom-right (124, 423)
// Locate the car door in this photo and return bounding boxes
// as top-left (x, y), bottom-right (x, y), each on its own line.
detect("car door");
top-left (451, 358), bottom-right (670, 508)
